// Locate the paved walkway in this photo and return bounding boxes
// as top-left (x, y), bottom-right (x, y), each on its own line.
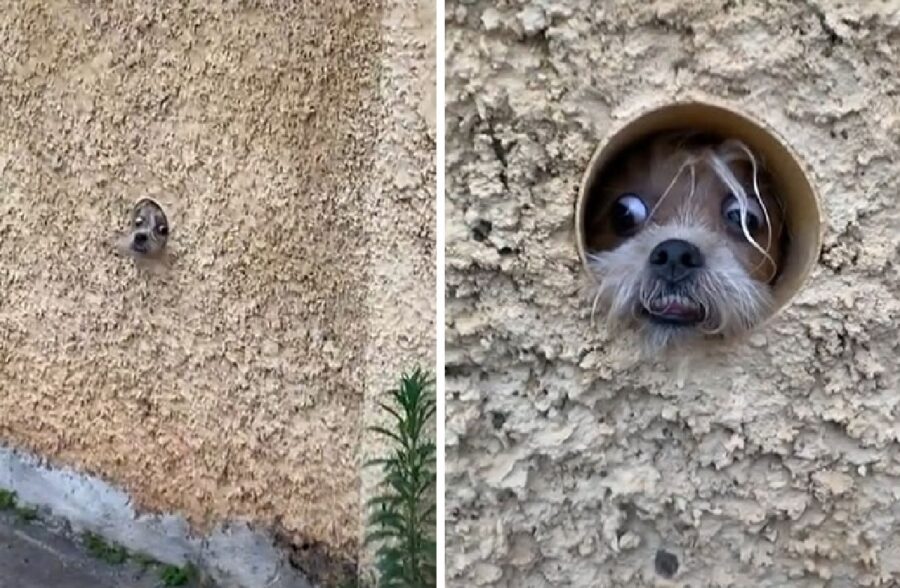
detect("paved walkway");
top-left (0, 512), bottom-right (180, 588)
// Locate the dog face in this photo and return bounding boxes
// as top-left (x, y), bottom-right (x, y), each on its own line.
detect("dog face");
top-left (126, 198), bottom-right (169, 258)
top-left (584, 132), bottom-right (786, 352)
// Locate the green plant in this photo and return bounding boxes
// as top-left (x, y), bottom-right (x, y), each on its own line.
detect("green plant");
top-left (366, 368), bottom-right (436, 588)
top-left (0, 490), bottom-right (40, 522)
top-left (15, 505), bottom-right (39, 522)
top-left (83, 532), bottom-right (129, 565)
top-left (0, 489), bottom-right (17, 510)
top-left (160, 563), bottom-right (198, 586)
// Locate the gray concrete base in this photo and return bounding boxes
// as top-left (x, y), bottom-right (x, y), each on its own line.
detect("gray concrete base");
top-left (0, 446), bottom-right (311, 588)
top-left (0, 510), bottom-right (164, 588)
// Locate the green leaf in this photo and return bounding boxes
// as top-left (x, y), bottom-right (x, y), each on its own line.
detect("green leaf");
top-left (366, 368), bottom-right (436, 588)
top-left (376, 401), bottom-right (406, 425)
top-left (366, 495), bottom-right (405, 509)
top-left (369, 426), bottom-right (408, 449)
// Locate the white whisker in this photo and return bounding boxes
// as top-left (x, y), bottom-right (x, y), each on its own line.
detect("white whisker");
top-left (648, 157), bottom-right (695, 224)
top-left (590, 288), bottom-right (602, 328)
top-left (707, 148), bottom-right (775, 274)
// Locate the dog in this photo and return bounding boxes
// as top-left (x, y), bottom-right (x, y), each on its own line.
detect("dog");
top-left (584, 132), bottom-right (786, 353)
top-left (116, 198), bottom-right (171, 267)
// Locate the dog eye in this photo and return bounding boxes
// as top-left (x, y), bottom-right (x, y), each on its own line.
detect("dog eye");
top-left (611, 193), bottom-right (648, 236)
top-left (156, 225), bottom-right (168, 236)
top-left (722, 195), bottom-right (762, 233)
top-left (134, 216), bottom-right (144, 227)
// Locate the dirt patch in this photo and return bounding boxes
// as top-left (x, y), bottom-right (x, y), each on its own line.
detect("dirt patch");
top-left (446, 1), bottom-right (900, 586)
top-left (0, 0), bottom-right (381, 568)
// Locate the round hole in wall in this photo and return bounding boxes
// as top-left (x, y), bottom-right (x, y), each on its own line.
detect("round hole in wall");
top-left (575, 100), bottom-right (822, 320)
top-left (124, 197), bottom-right (171, 260)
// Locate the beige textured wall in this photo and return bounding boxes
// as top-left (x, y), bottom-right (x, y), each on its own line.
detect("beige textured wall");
top-left (359, 0), bottom-right (437, 572)
top-left (0, 1), bottom-right (433, 579)
top-left (446, 1), bottom-right (900, 586)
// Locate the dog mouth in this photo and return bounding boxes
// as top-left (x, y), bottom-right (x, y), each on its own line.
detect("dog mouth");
top-left (641, 294), bottom-right (706, 326)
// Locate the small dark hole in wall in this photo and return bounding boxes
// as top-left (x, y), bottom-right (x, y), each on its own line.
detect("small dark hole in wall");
top-left (498, 489), bottom-right (516, 502)
top-left (490, 411), bottom-right (507, 429)
top-left (472, 219), bottom-right (492, 241)
top-left (655, 548), bottom-right (679, 578)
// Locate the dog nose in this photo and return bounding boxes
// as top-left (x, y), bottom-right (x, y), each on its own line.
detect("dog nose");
top-left (648, 239), bottom-right (705, 282)
top-left (133, 233), bottom-right (148, 244)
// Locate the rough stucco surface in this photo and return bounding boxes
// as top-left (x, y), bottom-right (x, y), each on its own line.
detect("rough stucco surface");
top-left (359, 0), bottom-right (436, 571)
top-left (0, 0), bottom-right (421, 576)
top-left (446, 2), bottom-right (900, 587)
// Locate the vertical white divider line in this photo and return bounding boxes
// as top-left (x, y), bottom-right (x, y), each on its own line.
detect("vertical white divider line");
top-left (435, 0), bottom-right (447, 585)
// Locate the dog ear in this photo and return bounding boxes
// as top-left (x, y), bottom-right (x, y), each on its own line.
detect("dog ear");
top-left (131, 197), bottom-right (165, 215)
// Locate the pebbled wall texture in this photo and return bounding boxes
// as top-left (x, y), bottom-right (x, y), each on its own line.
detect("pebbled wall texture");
top-left (0, 0), bottom-right (434, 584)
top-left (446, 1), bottom-right (900, 587)
top-left (361, 0), bottom-right (437, 574)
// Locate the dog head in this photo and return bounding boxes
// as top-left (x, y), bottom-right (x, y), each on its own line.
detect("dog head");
top-left (124, 198), bottom-right (169, 259)
top-left (585, 132), bottom-right (786, 352)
